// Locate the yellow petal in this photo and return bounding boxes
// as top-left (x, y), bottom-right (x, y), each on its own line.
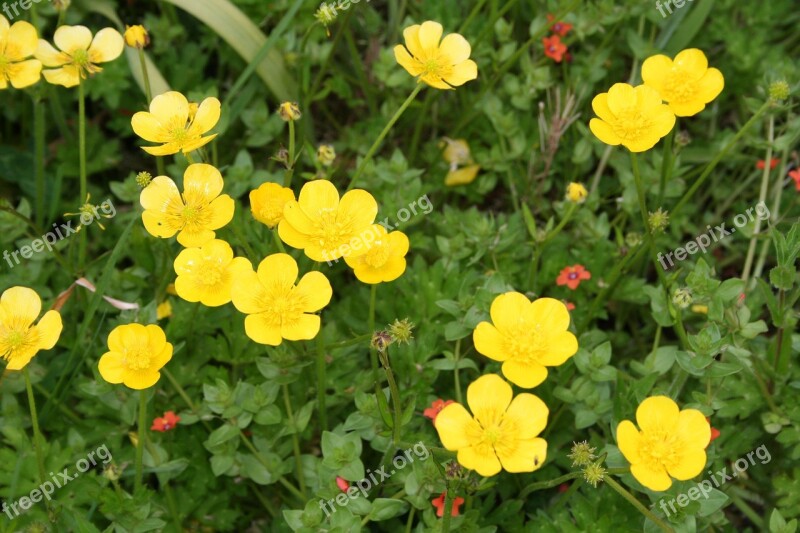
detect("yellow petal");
top-left (417, 21), bottom-right (443, 54)
top-left (180, 133), bottom-right (217, 154)
top-left (401, 24), bottom-right (423, 58)
top-left (667, 448), bottom-right (707, 481)
top-left (641, 54), bottom-right (673, 95)
top-left (673, 48), bottom-right (708, 79)
top-left (88, 28), bottom-right (124, 63)
top-left (35, 39), bottom-right (68, 67)
top-left (497, 438), bottom-right (547, 473)
top-left (501, 358), bottom-right (548, 389)
top-left (244, 313), bottom-right (283, 345)
top-left (7, 21), bottom-right (39, 60)
top-left (188, 97), bottom-right (221, 137)
top-left (458, 446), bottom-right (501, 477)
top-left (204, 194), bottom-right (235, 230)
top-left (616, 420), bottom-right (642, 465)
top-left (634, 84), bottom-right (664, 113)
top-left (257, 253), bottom-right (298, 292)
top-left (131, 112), bottom-right (167, 143)
top-left (489, 291), bottom-right (531, 330)
top-left (123, 371), bottom-right (161, 390)
top-left (444, 59), bottom-right (478, 87)
top-left (183, 163), bottom-right (224, 204)
top-left (503, 393), bottom-right (548, 439)
top-left (294, 271), bottom-right (332, 312)
top-left (394, 44), bottom-right (423, 76)
top-left (695, 67), bottom-right (724, 104)
top-left (151, 342), bottom-right (173, 369)
top-left (591, 92), bottom-right (615, 122)
top-left (98, 352), bottom-right (125, 384)
top-left (1, 286), bottom-right (42, 326)
top-left (281, 314), bottom-right (321, 341)
top-left (589, 118), bottom-right (621, 146)
top-left (606, 83), bottom-right (636, 116)
top-left (42, 66), bottom-right (80, 88)
top-left (278, 215), bottom-right (313, 251)
top-left (636, 396), bottom-right (679, 434)
top-left (140, 175), bottom-right (179, 211)
top-left (34, 310), bottom-right (62, 350)
top-left (142, 142), bottom-right (181, 156)
top-left (439, 33), bottom-right (471, 64)
top-left (631, 463), bottom-right (672, 491)
top-left (623, 135), bottom-right (661, 153)
top-left (8, 59), bottom-right (41, 88)
top-left (149, 91), bottom-right (189, 123)
top-left (339, 189), bottom-right (378, 232)
top-left (298, 179), bottom-right (339, 216)
top-left (649, 105), bottom-right (676, 137)
top-left (176, 227), bottom-right (216, 247)
top-left (537, 331), bottom-right (578, 366)
top-left (435, 403), bottom-right (475, 450)
top-left (445, 164), bottom-right (480, 186)
top-left (231, 269), bottom-right (266, 314)
top-left (674, 409), bottom-right (711, 449)
top-left (420, 73), bottom-right (451, 90)
top-left (529, 297), bottom-right (570, 331)
top-left (376, 256), bottom-right (407, 282)
top-left (54, 25), bottom-right (92, 53)
top-left (473, 322), bottom-right (507, 361)
top-left (467, 374), bottom-right (512, 427)
top-left (0, 14), bottom-right (8, 35)
top-left (142, 210), bottom-right (177, 239)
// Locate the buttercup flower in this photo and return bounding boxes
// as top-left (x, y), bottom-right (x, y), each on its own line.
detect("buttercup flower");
top-left (557, 264), bottom-right (591, 290)
top-left (131, 91), bottom-right (221, 156)
top-left (0, 287), bottom-right (62, 370)
top-left (151, 411), bottom-right (180, 432)
top-left (231, 253), bottom-right (332, 346)
top-left (140, 163), bottom-right (234, 247)
top-left (617, 396), bottom-right (710, 491)
top-left (0, 16), bottom-right (42, 89)
top-left (278, 180), bottom-right (378, 262)
top-left (435, 374), bottom-right (549, 476)
top-left (642, 49), bottom-right (724, 117)
top-left (589, 83), bottom-right (676, 152)
top-left (473, 294), bottom-right (578, 388)
top-left (36, 25), bottom-right (123, 87)
top-left (173, 239), bottom-right (252, 307)
top-left (344, 225), bottom-right (409, 284)
top-left (432, 492), bottom-right (465, 517)
top-left (543, 35), bottom-right (567, 63)
top-left (394, 21), bottom-right (477, 89)
top-left (423, 399), bottom-right (455, 424)
top-left (566, 182), bottom-right (588, 203)
top-left (124, 25), bottom-right (149, 49)
top-left (547, 14), bottom-right (573, 36)
top-left (98, 324), bottom-right (173, 390)
top-left (249, 182), bottom-right (295, 228)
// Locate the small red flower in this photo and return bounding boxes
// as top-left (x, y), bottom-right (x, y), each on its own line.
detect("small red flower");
top-left (151, 411), bottom-right (180, 432)
top-left (788, 169), bottom-right (800, 191)
top-left (336, 476), bottom-right (350, 492)
top-left (423, 399), bottom-right (454, 424)
top-left (556, 265), bottom-right (591, 290)
top-left (547, 14), bottom-right (573, 36)
top-left (706, 417), bottom-right (720, 444)
top-left (756, 158), bottom-right (779, 170)
top-left (432, 491), bottom-right (465, 518)
top-left (543, 35), bottom-right (567, 63)
top-left (563, 301), bottom-right (576, 311)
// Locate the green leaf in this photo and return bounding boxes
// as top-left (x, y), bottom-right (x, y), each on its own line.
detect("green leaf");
top-left (367, 498), bottom-right (409, 521)
top-left (206, 424), bottom-right (240, 447)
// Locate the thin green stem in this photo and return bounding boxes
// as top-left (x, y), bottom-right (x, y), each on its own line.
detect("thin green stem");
top-left (272, 228), bottom-right (287, 253)
top-left (369, 284), bottom-right (379, 385)
top-left (742, 114), bottom-right (774, 285)
top-left (603, 475), bottom-right (673, 533)
top-left (348, 84), bottom-right (423, 190)
top-left (284, 119), bottom-right (296, 187)
top-left (229, 219), bottom-right (259, 262)
top-left (658, 125), bottom-right (675, 205)
top-left (135, 389), bottom-right (147, 493)
top-left (283, 384), bottom-right (307, 498)
top-left (441, 488), bottom-right (454, 533)
top-left (379, 348), bottom-right (403, 445)
top-left (33, 94), bottom-right (46, 228)
top-left (316, 333), bottom-right (328, 432)
top-left (77, 78), bottom-right (87, 270)
top-left (630, 153), bottom-right (650, 234)
top-left (24, 369), bottom-right (49, 504)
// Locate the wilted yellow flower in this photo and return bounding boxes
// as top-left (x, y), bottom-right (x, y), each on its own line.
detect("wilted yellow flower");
top-left (124, 25), bottom-right (149, 49)
top-left (278, 101), bottom-right (301, 121)
top-left (0, 16), bottom-right (42, 89)
top-left (317, 144), bottom-right (336, 167)
top-left (394, 21), bottom-right (478, 89)
top-left (98, 324), bottom-right (172, 390)
top-left (131, 91), bottom-right (221, 156)
top-left (231, 253), bottom-right (332, 346)
top-left (249, 182), bottom-right (295, 228)
top-left (173, 239), bottom-right (252, 307)
top-left (642, 49), bottom-right (724, 117)
top-left (344, 225), bottom-right (409, 284)
top-left (441, 138), bottom-right (480, 186)
top-left (139, 163), bottom-right (234, 247)
top-left (0, 287), bottom-right (62, 370)
top-left (566, 182), bottom-right (588, 203)
top-left (589, 83), bottom-right (675, 153)
top-left (35, 25), bottom-right (123, 87)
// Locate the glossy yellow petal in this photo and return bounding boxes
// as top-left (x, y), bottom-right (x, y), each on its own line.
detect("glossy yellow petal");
top-left (445, 164), bottom-right (480, 186)
top-left (635, 84), bottom-right (664, 113)
top-left (636, 396), bottom-right (679, 434)
top-left (278, 215), bottom-right (313, 250)
top-left (389, 231), bottom-right (410, 257)
top-left (123, 370), bottom-right (161, 390)
top-left (257, 253), bottom-right (298, 293)
top-left (35, 39), bottom-right (68, 67)
top-left (650, 105), bottom-right (677, 137)
top-left (497, 438), bottom-right (547, 473)
top-left (435, 403), bottom-right (475, 450)
top-left (631, 463), bottom-right (672, 491)
top-left (616, 420), bottom-right (643, 465)
top-left (150, 342), bottom-right (173, 369)
top-left (142, 210), bottom-right (177, 239)
top-left (294, 271), bottom-right (332, 312)
top-left (9, 60), bottom-right (42, 89)
top-left (377, 256), bottom-right (407, 282)
top-left (589, 118), bottom-right (622, 146)
top-left (445, 60), bottom-right (478, 87)
top-left (438, 33), bottom-right (471, 64)
top-left (281, 314), bottom-right (321, 341)
top-left (673, 48), bottom-right (708, 79)
top-left (180, 133), bottom-right (217, 154)
top-left (473, 322), bottom-right (507, 362)
top-left (420, 73), bottom-right (451, 90)
top-left (231, 269), bottom-right (266, 314)
top-left (88, 28), bottom-right (124, 63)
top-left (145, 324), bottom-right (167, 352)
top-left (176, 227), bottom-right (216, 247)
top-left (417, 21), bottom-right (443, 54)
top-left (489, 292), bottom-right (530, 330)
top-left (297, 179), bottom-right (339, 216)
top-left (34, 310), bottom-right (62, 350)
top-left (641, 54), bottom-right (673, 94)
top-left (142, 142), bottom-right (181, 156)
top-left (149, 91), bottom-right (189, 122)
top-left (401, 24), bottom-right (423, 58)
top-left (338, 189), bottom-right (378, 231)
top-left (458, 446), bottom-right (502, 477)
top-left (204, 195), bottom-right (235, 230)
top-left (183, 163), bottom-right (224, 204)
top-left (694, 67), bottom-right (724, 104)
top-left (0, 14), bottom-right (8, 35)
top-left (42, 65), bottom-right (80, 87)
top-left (674, 409), bottom-right (711, 450)
top-left (394, 44), bottom-right (423, 76)
top-left (54, 25), bottom-right (92, 54)
top-left (187, 97), bottom-right (221, 137)
top-left (7, 21), bottom-right (38, 60)
top-left (244, 313), bottom-right (283, 345)
top-left (591, 92), bottom-right (616, 122)
top-left (529, 297), bottom-right (570, 331)
top-left (606, 83), bottom-right (636, 116)
top-left (667, 448), bottom-right (707, 481)
top-left (503, 393), bottom-right (548, 439)
top-left (537, 331), bottom-right (578, 366)
top-left (98, 352), bottom-right (125, 384)
top-left (140, 176), bottom-right (180, 211)
top-left (131, 112), bottom-right (167, 143)
top-left (1, 286), bottom-right (41, 326)
top-left (501, 359), bottom-right (548, 389)
top-left (467, 374), bottom-right (512, 428)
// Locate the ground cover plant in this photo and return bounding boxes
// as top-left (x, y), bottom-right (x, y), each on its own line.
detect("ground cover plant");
top-left (1, 0), bottom-right (799, 531)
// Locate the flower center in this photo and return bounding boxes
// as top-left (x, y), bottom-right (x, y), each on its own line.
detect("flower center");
top-left (262, 291), bottom-right (304, 326)
top-left (71, 48), bottom-right (89, 67)
top-left (611, 108), bottom-right (652, 141)
top-left (664, 71), bottom-right (698, 103)
top-left (639, 431), bottom-right (680, 471)
top-left (198, 261), bottom-right (224, 286)
top-left (364, 239), bottom-right (391, 268)
top-left (182, 205), bottom-right (201, 224)
top-left (568, 271), bottom-right (578, 280)
top-left (122, 348), bottom-right (151, 371)
top-left (315, 209), bottom-right (349, 251)
top-left (503, 324), bottom-right (546, 364)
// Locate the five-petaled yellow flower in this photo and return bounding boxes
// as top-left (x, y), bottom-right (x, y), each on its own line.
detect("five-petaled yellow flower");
top-left (98, 324), bottom-right (173, 390)
top-left (617, 396), bottom-right (710, 491)
top-left (231, 253), bottom-right (332, 346)
top-left (473, 294), bottom-right (578, 388)
top-left (35, 25), bottom-right (123, 88)
top-left (278, 180), bottom-right (378, 262)
top-left (0, 287), bottom-right (62, 370)
top-left (131, 91), bottom-right (221, 156)
top-left (394, 21), bottom-right (478, 89)
top-left (344, 225), bottom-right (409, 284)
top-left (642, 49), bottom-right (724, 117)
top-left (173, 239), bottom-right (252, 307)
top-left (250, 182), bottom-right (295, 228)
top-left (0, 15), bottom-right (42, 89)
top-left (589, 83), bottom-right (676, 153)
top-left (140, 163), bottom-right (235, 247)
top-left (435, 374), bottom-right (548, 477)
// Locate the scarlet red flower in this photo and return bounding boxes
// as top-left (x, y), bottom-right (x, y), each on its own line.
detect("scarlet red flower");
top-left (546, 14), bottom-right (573, 36)
top-left (563, 301), bottom-right (576, 311)
top-left (706, 417), bottom-right (720, 444)
top-left (756, 158), bottom-right (779, 170)
top-left (788, 169), bottom-right (800, 191)
top-left (336, 476), bottom-right (349, 492)
top-left (431, 491), bottom-right (465, 517)
top-left (151, 411), bottom-right (180, 432)
top-left (556, 265), bottom-right (591, 290)
top-left (543, 35), bottom-right (567, 63)
top-left (423, 399), bottom-right (455, 424)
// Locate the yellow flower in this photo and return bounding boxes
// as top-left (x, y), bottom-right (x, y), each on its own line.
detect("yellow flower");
top-left (691, 304), bottom-right (708, 314)
top-left (435, 374), bottom-right (548, 477)
top-left (566, 182), bottom-right (588, 203)
top-left (231, 253), bottom-right (332, 346)
top-left (278, 101), bottom-right (301, 121)
top-left (344, 225), bottom-right (409, 284)
top-left (124, 25), bottom-right (149, 49)
top-left (616, 396), bottom-right (710, 491)
top-left (317, 144), bottom-right (336, 167)
top-left (250, 182), bottom-right (295, 228)
top-left (642, 49), bottom-right (724, 117)
top-left (98, 324), bottom-right (173, 390)
top-left (131, 91), bottom-right (221, 156)
top-left (156, 300), bottom-right (172, 320)
top-left (394, 21), bottom-right (478, 89)
top-left (173, 239), bottom-right (252, 307)
top-left (278, 180), bottom-right (378, 262)
top-left (441, 138), bottom-right (480, 186)
top-left (445, 165), bottom-right (480, 186)
top-left (35, 25), bottom-right (123, 88)
top-left (473, 294), bottom-right (577, 388)
top-left (589, 83), bottom-right (675, 153)
top-left (0, 287), bottom-right (62, 370)
top-left (0, 16), bottom-right (42, 89)
top-left (139, 163), bottom-right (235, 247)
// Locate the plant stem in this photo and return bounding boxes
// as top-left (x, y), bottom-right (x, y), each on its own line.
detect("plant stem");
top-left (369, 284), bottom-right (379, 385)
top-left (24, 369), bottom-right (48, 490)
top-left (77, 78), bottom-right (87, 270)
top-left (441, 488), bottom-right (454, 533)
top-left (603, 475), bottom-right (673, 533)
top-left (742, 114), bottom-right (774, 286)
top-left (33, 94), bottom-right (46, 228)
top-left (135, 389), bottom-right (147, 493)
top-left (284, 119), bottom-right (296, 187)
top-left (348, 84), bottom-right (423, 191)
top-left (453, 339), bottom-right (463, 404)
top-left (379, 347), bottom-right (403, 444)
top-left (316, 333), bottom-right (328, 432)
top-left (137, 47), bottom-right (164, 177)
top-left (630, 153), bottom-right (650, 235)
top-left (283, 384), bottom-right (307, 498)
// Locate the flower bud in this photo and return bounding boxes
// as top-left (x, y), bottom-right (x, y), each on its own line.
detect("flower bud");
top-left (135, 171), bottom-right (152, 188)
top-left (278, 102), bottom-right (301, 121)
top-left (317, 144), bottom-right (336, 167)
top-left (124, 25), bottom-right (150, 49)
top-left (565, 182), bottom-right (588, 204)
